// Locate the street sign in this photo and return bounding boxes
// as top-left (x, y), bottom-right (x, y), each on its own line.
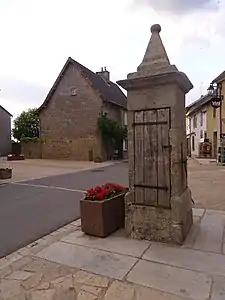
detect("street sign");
top-left (211, 97), bottom-right (222, 108)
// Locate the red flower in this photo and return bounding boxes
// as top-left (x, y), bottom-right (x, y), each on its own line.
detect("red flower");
top-left (84, 182), bottom-right (127, 201)
top-left (87, 188), bottom-right (95, 195)
top-left (96, 193), bottom-right (104, 200)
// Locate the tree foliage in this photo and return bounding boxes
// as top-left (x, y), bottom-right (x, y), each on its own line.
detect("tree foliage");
top-left (98, 114), bottom-right (127, 145)
top-left (12, 108), bottom-right (39, 141)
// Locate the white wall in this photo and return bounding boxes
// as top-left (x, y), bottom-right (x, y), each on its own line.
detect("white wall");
top-left (188, 110), bottom-right (207, 156)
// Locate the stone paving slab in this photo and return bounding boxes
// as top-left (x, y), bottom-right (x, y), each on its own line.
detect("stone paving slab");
top-left (1, 209), bottom-right (225, 299)
top-left (61, 229), bottom-right (151, 257)
top-left (211, 276), bottom-right (225, 300)
top-left (37, 241), bottom-right (138, 280)
top-left (143, 242), bottom-right (225, 276)
top-left (192, 213), bottom-right (225, 253)
top-left (105, 281), bottom-right (189, 300)
top-left (126, 259), bottom-right (211, 300)
top-left (192, 208), bottom-right (205, 218)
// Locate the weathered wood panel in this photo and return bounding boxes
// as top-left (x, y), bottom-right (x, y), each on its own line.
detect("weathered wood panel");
top-left (143, 110), bottom-right (157, 206)
top-left (133, 108), bottom-right (171, 207)
top-left (157, 109), bottom-right (171, 207)
top-left (134, 111), bottom-right (144, 204)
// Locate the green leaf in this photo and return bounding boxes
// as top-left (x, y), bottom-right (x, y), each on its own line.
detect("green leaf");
top-left (12, 108), bottom-right (39, 141)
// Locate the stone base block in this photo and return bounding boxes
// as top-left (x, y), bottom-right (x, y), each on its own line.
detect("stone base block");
top-left (125, 188), bottom-right (193, 245)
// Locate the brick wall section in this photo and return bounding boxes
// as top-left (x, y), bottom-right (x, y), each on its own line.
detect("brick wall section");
top-left (21, 141), bottom-right (42, 159)
top-left (39, 64), bottom-right (104, 161)
top-left (0, 108), bottom-right (11, 156)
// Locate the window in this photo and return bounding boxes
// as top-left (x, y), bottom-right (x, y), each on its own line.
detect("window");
top-left (192, 135), bottom-right (195, 151)
top-left (123, 139), bottom-right (128, 151)
top-left (71, 88), bottom-right (77, 96)
top-left (123, 111), bottom-right (127, 126)
top-left (200, 130), bottom-right (203, 139)
top-left (213, 107), bottom-right (216, 118)
top-left (200, 112), bottom-right (203, 126)
top-left (193, 115), bottom-right (197, 128)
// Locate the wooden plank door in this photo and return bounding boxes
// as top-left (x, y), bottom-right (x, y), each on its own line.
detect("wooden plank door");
top-left (133, 108), bottom-right (171, 208)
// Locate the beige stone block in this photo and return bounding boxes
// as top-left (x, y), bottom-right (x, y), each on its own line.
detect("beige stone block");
top-left (0, 279), bottom-right (23, 299)
top-left (135, 285), bottom-right (190, 300)
top-left (125, 205), bottom-right (173, 242)
top-left (61, 229), bottom-right (150, 257)
top-left (37, 242), bottom-right (137, 280)
top-left (77, 291), bottom-right (97, 300)
top-left (43, 264), bottom-right (77, 282)
top-left (0, 253), bottom-right (22, 270)
top-left (81, 285), bottom-right (103, 296)
top-left (53, 288), bottom-right (77, 300)
top-left (36, 282), bottom-right (50, 290)
top-left (192, 208), bottom-right (205, 218)
top-left (0, 265), bottom-right (12, 278)
top-left (143, 241), bottom-right (225, 276)
top-left (51, 274), bottom-right (74, 290)
top-left (205, 209), bottom-right (225, 215)
top-left (26, 289), bottom-right (55, 300)
top-left (192, 213), bottom-right (224, 253)
top-left (23, 258), bottom-right (56, 273)
top-left (22, 273), bottom-right (43, 290)
top-left (7, 292), bottom-right (27, 300)
top-left (71, 219), bottom-right (81, 227)
top-left (6, 270), bottom-right (33, 281)
top-left (211, 276), bottom-right (225, 300)
top-left (127, 260), bottom-right (211, 300)
top-left (171, 188), bottom-right (192, 224)
top-left (183, 219), bottom-right (201, 248)
top-left (73, 271), bottom-right (109, 288)
top-left (105, 281), bottom-right (135, 300)
top-left (0, 258), bottom-right (8, 270)
top-left (10, 256), bottom-right (34, 272)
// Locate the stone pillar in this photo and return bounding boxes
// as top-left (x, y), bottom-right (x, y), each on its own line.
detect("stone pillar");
top-left (117, 24), bottom-right (193, 245)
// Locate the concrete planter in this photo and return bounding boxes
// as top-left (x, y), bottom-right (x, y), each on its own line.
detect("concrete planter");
top-left (0, 168), bottom-right (12, 179)
top-left (7, 154), bottom-right (25, 161)
top-left (80, 193), bottom-right (125, 237)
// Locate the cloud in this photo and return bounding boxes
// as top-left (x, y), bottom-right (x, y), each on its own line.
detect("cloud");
top-left (0, 77), bottom-right (48, 118)
top-left (133, 0), bottom-right (219, 14)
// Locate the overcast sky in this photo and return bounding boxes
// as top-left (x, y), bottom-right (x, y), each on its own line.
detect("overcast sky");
top-left (0, 0), bottom-right (225, 119)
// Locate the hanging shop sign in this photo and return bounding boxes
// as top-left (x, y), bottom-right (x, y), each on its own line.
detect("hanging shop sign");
top-left (211, 97), bottom-right (222, 108)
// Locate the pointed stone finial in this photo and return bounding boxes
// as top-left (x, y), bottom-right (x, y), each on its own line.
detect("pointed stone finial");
top-left (151, 24), bottom-right (161, 33)
top-left (134, 24), bottom-right (177, 77)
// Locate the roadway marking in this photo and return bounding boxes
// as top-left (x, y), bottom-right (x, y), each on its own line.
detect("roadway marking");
top-left (12, 182), bottom-right (86, 194)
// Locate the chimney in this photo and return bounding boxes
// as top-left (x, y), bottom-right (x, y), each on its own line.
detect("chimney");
top-left (96, 66), bottom-right (110, 81)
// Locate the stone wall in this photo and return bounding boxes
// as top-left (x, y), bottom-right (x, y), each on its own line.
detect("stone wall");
top-left (39, 63), bottom-right (103, 161)
top-left (21, 141), bottom-right (42, 159)
top-left (0, 107), bottom-right (11, 156)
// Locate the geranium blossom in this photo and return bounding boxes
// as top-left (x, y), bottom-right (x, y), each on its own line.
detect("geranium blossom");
top-left (85, 183), bottom-right (127, 201)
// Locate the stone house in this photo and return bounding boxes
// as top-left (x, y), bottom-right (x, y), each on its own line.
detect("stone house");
top-left (0, 105), bottom-right (12, 156)
top-left (186, 70), bottom-right (225, 158)
top-left (37, 57), bottom-right (127, 161)
top-left (186, 95), bottom-right (209, 157)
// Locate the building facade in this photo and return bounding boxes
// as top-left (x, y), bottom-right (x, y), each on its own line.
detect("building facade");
top-left (186, 96), bottom-right (208, 156)
top-left (37, 58), bottom-right (127, 161)
top-left (0, 105), bottom-right (12, 156)
top-left (186, 70), bottom-right (225, 158)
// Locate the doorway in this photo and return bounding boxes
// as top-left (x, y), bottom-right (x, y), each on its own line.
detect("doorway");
top-left (213, 131), bottom-right (217, 158)
top-left (88, 150), bottom-right (93, 161)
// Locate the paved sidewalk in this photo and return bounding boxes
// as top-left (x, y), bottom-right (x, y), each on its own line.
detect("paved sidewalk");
top-left (0, 158), bottom-right (113, 185)
top-left (0, 208), bottom-right (225, 299)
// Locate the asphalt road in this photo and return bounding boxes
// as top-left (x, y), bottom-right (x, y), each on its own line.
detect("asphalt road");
top-left (0, 162), bottom-right (128, 258)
